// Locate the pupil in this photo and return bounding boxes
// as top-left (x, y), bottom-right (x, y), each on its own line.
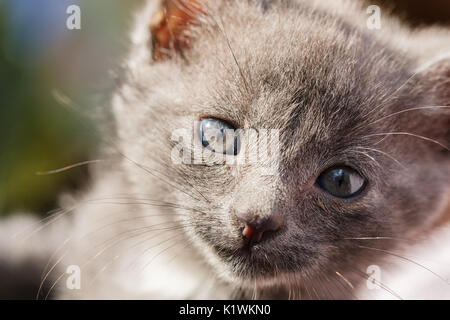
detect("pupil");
top-left (199, 118), bottom-right (239, 155)
top-left (316, 166), bottom-right (365, 199)
top-left (331, 169), bottom-right (350, 195)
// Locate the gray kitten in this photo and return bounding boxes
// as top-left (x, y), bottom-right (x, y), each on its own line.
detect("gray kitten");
top-left (1, 0), bottom-right (449, 299)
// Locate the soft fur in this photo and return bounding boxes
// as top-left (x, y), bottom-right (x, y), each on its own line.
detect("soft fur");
top-left (1, 0), bottom-right (450, 299)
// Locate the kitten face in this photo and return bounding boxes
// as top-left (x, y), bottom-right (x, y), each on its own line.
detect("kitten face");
top-left (113, 0), bottom-right (450, 295)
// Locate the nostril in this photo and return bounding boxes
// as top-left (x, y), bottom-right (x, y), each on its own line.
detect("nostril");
top-left (242, 223), bottom-right (255, 239)
top-left (235, 212), bottom-right (283, 244)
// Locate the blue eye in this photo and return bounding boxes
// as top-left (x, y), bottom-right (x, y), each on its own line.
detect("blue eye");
top-left (199, 118), bottom-right (239, 155)
top-left (316, 166), bottom-right (366, 198)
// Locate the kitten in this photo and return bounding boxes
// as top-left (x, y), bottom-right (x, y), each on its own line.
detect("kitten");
top-left (1, 0), bottom-right (449, 299)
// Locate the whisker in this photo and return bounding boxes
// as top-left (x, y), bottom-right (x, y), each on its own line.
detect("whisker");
top-left (85, 255), bottom-right (120, 290)
top-left (40, 222), bottom-right (195, 299)
top-left (335, 271), bottom-right (354, 289)
top-left (86, 198), bottom-right (208, 214)
top-left (212, 14), bottom-right (252, 95)
top-left (19, 195), bottom-right (205, 240)
top-left (40, 237), bottom-right (72, 282)
top-left (355, 146), bottom-right (404, 168)
top-left (87, 213), bottom-right (187, 235)
top-left (352, 150), bottom-right (382, 168)
top-left (37, 250), bottom-right (69, 300)
top-left (349, 267), bottom-right (403, 300)
top-left (127, 228), bottom-right (189, 270)
top-left (140, 233), bottom-right (187, 272)
top-left (373, 135), bottom-right (390, 146)
top-left (363, 132), bottom-right (449, 151)
top-left (342, 236), bottom-right (413, 242)
top-left (86, 221), bottom-right (189, 254)
top-left (36, 159), bottom-right (108, 175)
top-left (44, 271), bottom-right (66, 300)
top-left (357, 245), bottom-right (450, 285)
top-left (252, 280), bottom-right (258, 300)
top-left (361, 71), bottom-right (422, 122)
top-left (165, 241), bottom-right (191, 266)
top-left (16, 205), bottom-right (77, 242)
top-left (52, 89), bottom-right (207, 203)
top-left (329, 271), bottom-right (357, 299)
top-left (117, 152), bottom-right (206, 202)
top-left (319, 273), bottom-right (334, 300)
top-left (367, 105), bottom-right (450, 127)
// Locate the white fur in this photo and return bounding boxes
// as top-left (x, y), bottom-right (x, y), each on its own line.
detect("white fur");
top-left (1, 0), bottom-right (450, 300)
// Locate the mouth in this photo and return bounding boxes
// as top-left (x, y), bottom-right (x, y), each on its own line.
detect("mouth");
top-left (211, 235), bottom-right (302, 279)
top-left (212, 244), bottom-right (280, 280)
top-left (207, 232), bottom-right (320, 284)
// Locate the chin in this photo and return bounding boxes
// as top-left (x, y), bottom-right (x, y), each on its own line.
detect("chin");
top-left (208, 243), bottom-right (313, 289)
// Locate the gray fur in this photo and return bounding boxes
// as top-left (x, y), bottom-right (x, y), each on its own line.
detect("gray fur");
top-left (2, 0), bottom-right (450, 299)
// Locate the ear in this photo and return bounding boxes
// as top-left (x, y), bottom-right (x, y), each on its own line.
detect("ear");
top-left (149, 0), bottom-right (205, 61)
top-left (416, 56), bottom-right (450, 106)
top-left (414, 56), bottom-right (450, 152)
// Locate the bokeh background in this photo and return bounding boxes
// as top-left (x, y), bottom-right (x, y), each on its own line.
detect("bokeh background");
top-left (0, 0), bottom-right (144, 217)
top-left (0, 0), bottom-right (449, 218)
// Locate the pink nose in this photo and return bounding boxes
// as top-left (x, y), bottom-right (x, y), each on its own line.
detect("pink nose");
top-left (235, 212), bottom-right (283, 244)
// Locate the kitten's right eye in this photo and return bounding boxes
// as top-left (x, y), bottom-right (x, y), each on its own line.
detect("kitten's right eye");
top-left (199, 117), bottom-right (239, 155)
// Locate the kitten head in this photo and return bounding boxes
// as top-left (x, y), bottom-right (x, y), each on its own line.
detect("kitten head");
top-left (112, 0), bottom-right (450, 295)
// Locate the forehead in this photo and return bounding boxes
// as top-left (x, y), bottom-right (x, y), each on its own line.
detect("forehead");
top-left (184, 5), bottom-right (409, 133)
top-left (154, 3), bottom-right (417, 178)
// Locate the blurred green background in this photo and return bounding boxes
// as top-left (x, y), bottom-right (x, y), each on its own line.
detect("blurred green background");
top-left (0, 0), bottom-right (143, 216)
top-left (0, 0), bottom-right (448, 217)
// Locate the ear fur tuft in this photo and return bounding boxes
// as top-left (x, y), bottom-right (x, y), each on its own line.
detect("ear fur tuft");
top-left (149, 0), bottom-right (204, 61)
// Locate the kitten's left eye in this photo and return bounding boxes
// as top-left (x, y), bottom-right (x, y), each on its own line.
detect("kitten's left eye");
top-left (316, 166), bottom-right (366, 198)
top-left (199, 117), bottom-right (239, 155)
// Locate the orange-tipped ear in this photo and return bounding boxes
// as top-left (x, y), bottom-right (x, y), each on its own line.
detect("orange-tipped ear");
top-left (149, 0), bottom-right (204, 61)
